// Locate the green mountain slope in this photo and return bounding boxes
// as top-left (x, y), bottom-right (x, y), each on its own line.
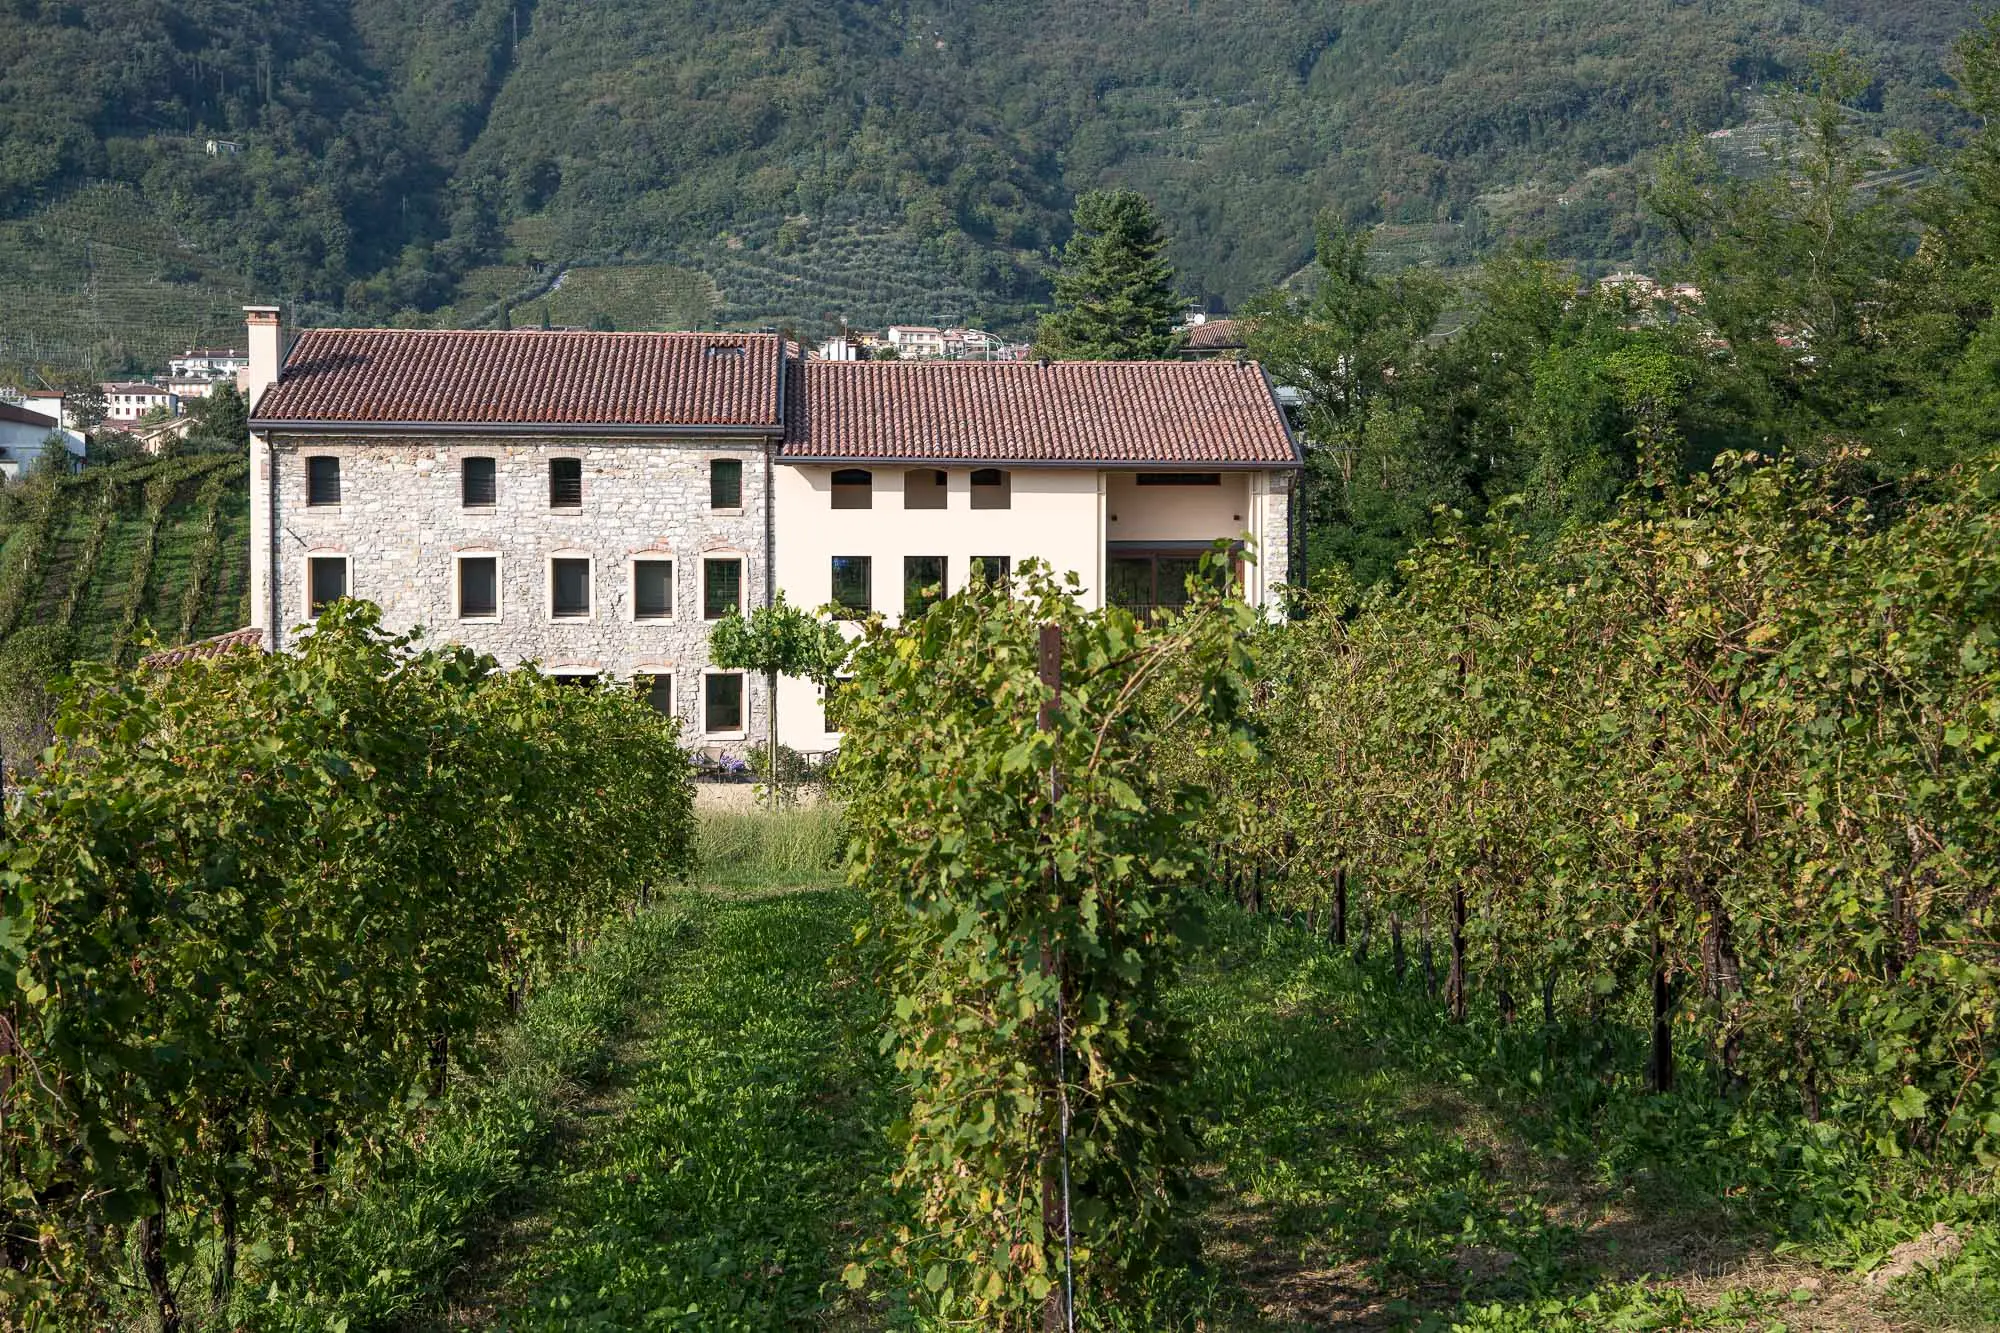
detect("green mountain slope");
top-left (0, 0), bottom-right (1981, 372)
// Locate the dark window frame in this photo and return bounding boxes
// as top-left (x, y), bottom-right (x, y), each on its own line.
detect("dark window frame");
top-left (903, 467), bottom-right (948, 510)
top-left (639, 672), bottom-right (674, 717)
top-left (709, 457), bottom-right (744, 510)
top-left (831, 555), bottom-right (872, 618)
top-left (831, 468), bottom-right (873, 510)
top-left (306, 455), bottom-right (341, 507)
top-left (306, 555), bottom-right (347, 616)
top-left (462, 456), bottom-right (497, 507)
top-left (549, 556), bottom-right (592, 619)
top-left (970, 467), bottom-right (1010, 510)
top-left (457, 553), bottom-right (499, 619)
top-left (702, 556), bottom-right (743, 620)
top-left (903, 555), bottom-right (945, 621)
top-left (704, 671), bottom-right (746, 733)
top-left (548, 457), bottom-right (583, 509)
top-left (633, 557), bottom-right (674, 620)
top-left (1135, 472), bottom-right (1224, 487)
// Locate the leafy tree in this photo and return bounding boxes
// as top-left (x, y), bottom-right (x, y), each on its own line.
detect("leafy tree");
top-left (35, 434), bottom-right (74, 475)
top-left (707, 592), bottom-right (848, 802)
top-left (1652, 53), bottom-right (1920, 464)
top-left (1245, 221), bottom-right (1449, 578)
top-left (188, 383), bottom-right (250, 451)
top-left (65, 386), bottom-right (107, 432)
top-left (1035, 190), bottom-right (1183, 360)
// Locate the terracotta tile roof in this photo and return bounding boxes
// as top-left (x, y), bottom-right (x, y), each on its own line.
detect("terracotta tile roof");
top-left (254, 330), bottom-right (785, 429)
top-left (779, 359), bottom-right (1299, 466)
top-left (1182, 318), bottom-right (1246, 350)
top-left (0, 401), bottom-right (57, 429)
top-left (142, 627), bottom-right (266, 669)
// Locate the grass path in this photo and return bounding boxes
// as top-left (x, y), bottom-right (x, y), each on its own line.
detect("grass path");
top-left (438, 887), bottom-right (892, 1332)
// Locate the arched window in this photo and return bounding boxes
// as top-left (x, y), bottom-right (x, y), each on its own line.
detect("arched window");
top-left (832, 468), bottom-right (873, 510)
top-left (970, 467), bottom-right (1011, 510)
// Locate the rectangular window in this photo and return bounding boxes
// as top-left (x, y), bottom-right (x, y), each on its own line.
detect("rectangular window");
top-left (1136, 472), bottom-right (1223, 486)
top-left (821, 676), bottom-right (849, 736)
top-left (904, 468), bottom-right (947, 509)
top-left (710, 458), bottom-right (743, 509)
top-left (640, 673), bottom-right (674, 717)
top-left (970, 467), bottom-right (1010, 510)
top-left (549, 457), bottom-right (582, 508)
top-left (831, 556), bottom-right (871, 618)
top-left (970, 555), bottom-right (1011, 589)
top-left (702, 557), bottom-right (742, 620)
top-left (458, 555), bottom-right (498, 618)
top-left (904, 555), bottom-right (945, 620)
top-left (705, 672), bottom-right (744, 733)
top-left (307, 556), bottom-right (346, 615)
top-left (633, 558), bottom-right (673, 619)
top-left (550, 557), bottom-right (591, 618)
top-left (307, 456), bottom-right (341, 506)
top-left (462, 456), bottom-right (497, 506)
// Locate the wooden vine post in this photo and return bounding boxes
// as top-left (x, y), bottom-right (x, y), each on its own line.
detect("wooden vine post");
top-left (1037, 622), bottom-right (1076, 1333)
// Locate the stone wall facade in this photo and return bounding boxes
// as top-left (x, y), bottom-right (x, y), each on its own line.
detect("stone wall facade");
top-left (263, 433), bottom-right (773, 750)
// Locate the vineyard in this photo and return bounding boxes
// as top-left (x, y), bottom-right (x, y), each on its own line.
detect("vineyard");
top-left (0, 454), bottom-right (251, 670)
top-left (3, 455), bottom-right (1997, 1329)
top-left (0, 607), bottom-right (696, 1328)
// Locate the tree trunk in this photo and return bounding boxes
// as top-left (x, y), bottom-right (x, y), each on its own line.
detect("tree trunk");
top-left (767, 668), bottom-right (782, 806)
top-left (140, 1159), bottom-right (180, 1333)
top-left (1421, 905), bottom-right (1437, 998)
top-left (1331, 865), bottom-right (1348, 947)
top-left (1391, 913), bottom-right (1405, 983)
top-left (1649, 897), bottom-right (1675, 1094)
top-left (1447, 883), bottom-right (1467, 1023)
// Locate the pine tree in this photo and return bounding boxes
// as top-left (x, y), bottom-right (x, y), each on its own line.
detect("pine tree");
top-left (1035, 190), bottom-right (1184, 360)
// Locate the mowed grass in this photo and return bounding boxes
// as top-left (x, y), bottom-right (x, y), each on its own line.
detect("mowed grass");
top-left (468, 887), bottom-right (893, 1331)
top-left (1176, 907), bottom-right (1998, 1331)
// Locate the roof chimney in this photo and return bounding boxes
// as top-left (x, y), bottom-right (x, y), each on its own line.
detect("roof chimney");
top-left (244, 306), bottom-right (285, 412)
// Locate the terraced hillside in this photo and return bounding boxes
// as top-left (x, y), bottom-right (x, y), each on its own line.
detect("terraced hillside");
top-left (0, 455), bottom-right (251, 668)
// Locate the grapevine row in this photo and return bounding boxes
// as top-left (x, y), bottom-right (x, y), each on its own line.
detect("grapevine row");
top-left (1189, 454), bottom-right (2000, 1159)
top-left (0, 603), bottom-right (697, 1327)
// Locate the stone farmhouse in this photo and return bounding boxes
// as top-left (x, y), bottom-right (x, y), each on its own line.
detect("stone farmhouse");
top-left (243, 307), bottom-right (1301, 752)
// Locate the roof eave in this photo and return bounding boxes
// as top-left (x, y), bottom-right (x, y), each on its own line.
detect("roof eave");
top-left (775, 454), bottom-right (1302, 470)
top-left (250, 418), bottom-right (784, 438)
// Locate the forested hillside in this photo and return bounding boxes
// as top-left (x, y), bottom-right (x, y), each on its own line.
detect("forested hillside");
top-left (0, 0), bottom-right (1981, 374)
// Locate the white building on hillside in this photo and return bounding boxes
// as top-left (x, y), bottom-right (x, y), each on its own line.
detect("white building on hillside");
top-left (170, 348), bottom-right (250, 381)
top-left (101, 382), bottom-right (181, 424)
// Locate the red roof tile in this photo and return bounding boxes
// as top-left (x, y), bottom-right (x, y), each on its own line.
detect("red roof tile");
top-left (1182, 318), bottom-right (1246, 351)
top-left (779, 359), bottom-right (1298, 466)
top-left (254, 330), bottom-right (785, 429)
top-left (142, 627), bottom-right (266, 669)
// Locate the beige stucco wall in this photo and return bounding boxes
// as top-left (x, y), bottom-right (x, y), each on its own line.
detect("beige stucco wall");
top-left (1104, 472), bottom-right (1251, 543)
top-left (770, 462), bottom-right (1294, 753)
top-left (771, 463), bottom-right (1106, 752)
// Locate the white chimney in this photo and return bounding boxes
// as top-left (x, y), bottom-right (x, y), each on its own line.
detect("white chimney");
top-left (244, 305), bottom-right (285, 412)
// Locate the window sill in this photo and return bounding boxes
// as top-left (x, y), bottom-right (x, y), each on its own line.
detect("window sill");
top-left (548, 613), bottom-right (594, 623)
top-left (632, 615), bottom-right (676, 624)
top-left (709, 506), bottom-right (745, 517)
top-left (705, 729), bottom-right (748, 741)
top-left (457, 614), bottom-right (501, 624)
top-left (304, 503), bottom-right (342, 512)
top-left (461, 505), bottom-right (496, 515)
